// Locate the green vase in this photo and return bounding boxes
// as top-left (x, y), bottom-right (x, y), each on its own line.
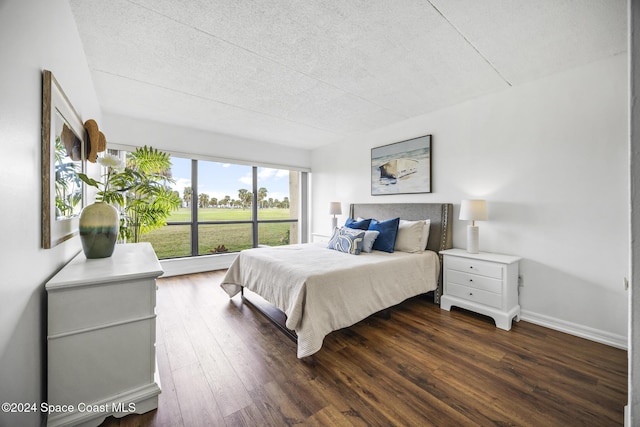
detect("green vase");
top-left (79, 202), bottom-right (119, 258)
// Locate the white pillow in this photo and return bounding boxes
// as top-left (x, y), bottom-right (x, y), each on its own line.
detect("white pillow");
top-left (361, 230), bottom-right (380, 253)
top-left (394, 220), bottom-right (425, 253)
top-left (395, 219), bottom-right (431, 252)
top-left (420, 219), bottom-right (431, 249)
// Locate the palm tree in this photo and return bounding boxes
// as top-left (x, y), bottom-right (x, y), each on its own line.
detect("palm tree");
top-left (238, 188), bottom-right (252, 209)
top-left (183, 186), bottom-right (192, 208)
top-left (199, 193), bottom-right (209, 208)
top-left (258, 187), bottom-right (268, 208)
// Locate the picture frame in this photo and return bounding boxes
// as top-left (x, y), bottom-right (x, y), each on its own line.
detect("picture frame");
top-left (371, 135), bottom-right (432, 195)
top-left (42, 69), bottom-right (86, 249)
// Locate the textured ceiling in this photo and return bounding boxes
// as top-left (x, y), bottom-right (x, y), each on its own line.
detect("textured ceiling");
top-left (69, 0), bottom-right (626, 149)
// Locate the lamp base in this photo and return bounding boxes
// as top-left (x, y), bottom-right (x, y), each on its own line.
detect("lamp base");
top-left (331, 216), bottom-right (338, 232)
top-left (466, 225), bottom-right (480, 254)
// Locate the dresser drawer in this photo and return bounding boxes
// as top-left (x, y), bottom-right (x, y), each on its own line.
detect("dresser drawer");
top-left (446, 282), bottom-right (502, 309)
top-left (446, 256), bottom-right (503, 279)
top-left (48, 278), bottom-right (156, 336)
top-left (48, 318), bottom-right (155, 406)
top-left (447, 269), bottom-right (502, 294)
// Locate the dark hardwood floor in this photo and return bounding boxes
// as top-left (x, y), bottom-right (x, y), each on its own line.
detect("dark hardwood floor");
top-left (101, 271), bottom-right (627, 426)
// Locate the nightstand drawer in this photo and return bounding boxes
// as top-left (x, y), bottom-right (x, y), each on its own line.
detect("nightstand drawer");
top-left (312, 233), bottom-right (330, 243)
top-left (447, 282), bottom-right (502, 309)
top-left (447, 270), bottom-right (502, 294)
top-left (447, 256), bottom-right (503, 279)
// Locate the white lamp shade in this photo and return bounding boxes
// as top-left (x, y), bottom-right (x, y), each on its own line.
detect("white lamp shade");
top-left (329, 202), bottom-right (342, 216)
top-left (459, 199), bottom-right (488, 221)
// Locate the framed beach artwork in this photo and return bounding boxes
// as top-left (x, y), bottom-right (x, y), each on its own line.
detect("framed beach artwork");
top-left (42, 69), bottom-right (86, 248)
top-left (371, 135), bottom-right (432, 195)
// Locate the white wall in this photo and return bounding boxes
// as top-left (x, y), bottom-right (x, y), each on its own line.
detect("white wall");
top-left (0, 0), bottom-right (101, 425)
top-left (312, 54), bottom-right (629, 347)
top-left (104, 113), bottom-right (312, 171)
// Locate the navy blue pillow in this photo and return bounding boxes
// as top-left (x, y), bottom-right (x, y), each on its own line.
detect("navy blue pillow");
top-left (369, 217), bottom-right (400, 253)
top-left (345, 217), bottom-right (371, 230)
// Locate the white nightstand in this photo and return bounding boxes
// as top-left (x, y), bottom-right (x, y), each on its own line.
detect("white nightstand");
top-left (311, 232), bottom-right (331, 243)
top-left (440, 248), bottom-right (521, 331)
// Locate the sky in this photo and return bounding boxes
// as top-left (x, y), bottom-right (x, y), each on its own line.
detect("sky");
top-left (168, 157), bottom-right (291, 203)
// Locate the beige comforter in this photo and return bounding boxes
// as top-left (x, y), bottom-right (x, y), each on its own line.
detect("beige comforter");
top-left (221, 243), bottom-right (440, 358)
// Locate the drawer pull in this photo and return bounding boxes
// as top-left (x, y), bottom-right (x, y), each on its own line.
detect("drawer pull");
top-left (469, 292), bottom-right (473, 296)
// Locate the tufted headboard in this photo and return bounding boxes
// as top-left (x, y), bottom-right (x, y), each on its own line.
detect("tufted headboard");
top-left (349, 203), bottom-right (453, 303)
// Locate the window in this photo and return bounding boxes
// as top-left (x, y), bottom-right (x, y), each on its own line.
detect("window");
top-left (257, 167), bottom-right (299, 247)
top-left (137, 154), bottom-right (307, 259)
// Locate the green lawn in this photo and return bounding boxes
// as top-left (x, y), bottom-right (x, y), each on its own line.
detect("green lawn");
top-left (165, 207), bottom-right (294, 222)
top-left (140, 207), bottom-right (296, 259)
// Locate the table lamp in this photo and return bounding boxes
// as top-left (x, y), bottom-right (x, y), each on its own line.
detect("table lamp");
top-left (459, 199), bottom-right (488, 254)
top-left (329, 202), bottom-right (342, 231)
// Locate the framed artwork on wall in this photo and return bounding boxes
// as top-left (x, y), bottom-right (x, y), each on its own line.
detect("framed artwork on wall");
top-left (42, 69), bottom-right (86, 248)
top-left (371, 135), bottom-right (432, 195)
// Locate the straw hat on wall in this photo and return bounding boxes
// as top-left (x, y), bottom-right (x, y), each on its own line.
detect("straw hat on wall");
top-left (60, 124), bottom-right (82, 161)
top-left (84, 119), bottom-right (107, 162)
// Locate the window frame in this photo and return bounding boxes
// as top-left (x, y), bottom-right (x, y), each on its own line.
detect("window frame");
top-left (149, 155), bottom-right (308, 259)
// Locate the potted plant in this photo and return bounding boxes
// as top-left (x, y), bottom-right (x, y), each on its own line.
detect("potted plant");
top-left (79, 146), bottom-right (182, 247)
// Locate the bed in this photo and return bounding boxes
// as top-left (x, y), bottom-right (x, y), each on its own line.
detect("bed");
top-left (221, 203), bottom-right (453, 358)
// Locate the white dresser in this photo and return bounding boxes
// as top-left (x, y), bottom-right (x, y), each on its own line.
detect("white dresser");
top-left (439, 248), bottom-right (521, 331)
top-left (46, 243), bottom-right (163, 427)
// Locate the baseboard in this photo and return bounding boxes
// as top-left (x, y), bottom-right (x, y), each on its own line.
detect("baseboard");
top-left (46, 382), bottom-right (160, 427)
top-left (624, 405), bottom-right (629, 427)
top-left (520, 309), bottom-right (628, 350)
top-left (159, 253), bottom-right (238, 277)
